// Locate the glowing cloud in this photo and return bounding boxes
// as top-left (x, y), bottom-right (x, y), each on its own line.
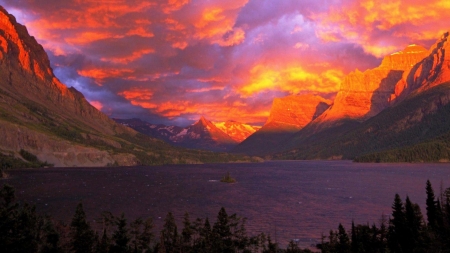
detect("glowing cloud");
top-left (239, 64), bottom-right (344, 97)
top-left (314, 0), bottom-right (450, 57)
top-left (2, 0), bottom-right (445, 125)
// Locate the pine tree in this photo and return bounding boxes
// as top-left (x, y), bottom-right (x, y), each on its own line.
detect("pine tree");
top-left (404, 196), bottom-right (426, 252)
top-left (161, 212), bottom-right (179, 253)
top-left (96, 228), bottom-right (110, 253)
top-left (337, 223), bottom-right (350, 253)
top-left (69, 202), bottom-right (95, 253)
top-left (40, 216), bottom-right (61, 253)
top-left (388, 194), bottom-right (406, 252)
top-left (181, 212), bottom-right (193, 252)
top-left (426, 180), bottom-right (438, 230)
top-left (139, 218), bottom-right (154, 252)
top-left (212, 207), bottom-right (233, 252)
top-left (111, 213), bottom-right (130, 253)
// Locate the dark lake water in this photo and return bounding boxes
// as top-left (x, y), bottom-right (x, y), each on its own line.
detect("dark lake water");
top-left (3, 161), bottom-right (450, 248)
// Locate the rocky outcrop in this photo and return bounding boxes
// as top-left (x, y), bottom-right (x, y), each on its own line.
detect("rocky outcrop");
top-left (391, 33), bottom-right (450, 102)
top-left (232, 94), bottom-right (331, 155)
top-left (266, 94), bottom-right (331, 128)
top-left (309, 44), bottom-right (428, 132)
top-left (213, 121), bottom-right (260, 143)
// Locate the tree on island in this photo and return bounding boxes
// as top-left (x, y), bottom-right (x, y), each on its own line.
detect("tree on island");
top-left (220, 172), bottom-right (236, 183)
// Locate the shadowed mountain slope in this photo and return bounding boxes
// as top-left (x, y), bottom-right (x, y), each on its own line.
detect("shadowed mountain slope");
top-left (0, 6), bottom-right (253, 166)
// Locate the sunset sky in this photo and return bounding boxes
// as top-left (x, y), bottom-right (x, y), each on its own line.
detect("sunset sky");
top-left (1, 0), bottom-right (449, 126)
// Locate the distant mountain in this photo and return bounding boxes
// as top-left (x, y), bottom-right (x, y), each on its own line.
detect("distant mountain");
top-left (213, 121), bottom-right (260, 142)
top-left (0, 6), bottom-right (253, 167)
top-left (113, 118), bottom-right (184, 143)
top-left (115, 117), bottom-right (240, 152)
top-left (272, 32), bottom-right (450, 162)
top-left (232, 94), bottom-right (331, 155)
top-left (171, 116), bottom-right (238, 151)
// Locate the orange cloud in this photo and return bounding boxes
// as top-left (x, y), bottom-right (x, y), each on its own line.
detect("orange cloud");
top-left (119, 89), bottom-right (154, 100)
top-left (126, 27), bottom-right (154, 38)
top-left (151, 100), bottom-right (269, 123)
top-left (101, 48), bottom-right (155, 64)
top-left (163, 0), bottom-right (191, 13)
top-left (238, 64), bottom-right (344, 97)
top-left (119, 89), bottom-right (158, 109)
top-left (78, 68), bottom-right (134, 82)
top-left (89, 100), bottom-right (103, 110)
top-left (217, 27), bottom-right (245, 47)
top-left (192, 0), bottom-right (249, 46)
top-left (65, 32), bottom-right (116, 45)
top-left (314, 0), bottom-right (450, 57)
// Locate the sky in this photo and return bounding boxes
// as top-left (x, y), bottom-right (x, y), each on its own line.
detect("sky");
top-left (1, 0), bottom-right (449, 126)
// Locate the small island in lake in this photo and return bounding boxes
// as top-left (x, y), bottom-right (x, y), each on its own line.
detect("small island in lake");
top-left (220, 172), bottom-right (236, 183)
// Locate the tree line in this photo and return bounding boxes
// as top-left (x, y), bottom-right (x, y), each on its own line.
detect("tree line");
top-left (1, 180), bottom-right (450, 252)
top-left (318, 180), bottom-right (450, 252)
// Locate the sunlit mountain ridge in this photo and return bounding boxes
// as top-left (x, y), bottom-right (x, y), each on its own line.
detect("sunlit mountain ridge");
top-left (244, 32), bottom-right (450, 161)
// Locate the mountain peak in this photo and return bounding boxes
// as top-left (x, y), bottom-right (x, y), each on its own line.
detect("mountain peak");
top-left (196, 116), bottom-right (210, 126)
top-left (380, 44), bottom-right (428, 70)
top-left (391, 31), bottom-right (450, 102)
top-left (266, 94), bottom-right (331, 127)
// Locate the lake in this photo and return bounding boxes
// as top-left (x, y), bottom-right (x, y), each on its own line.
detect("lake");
top-left (2, 160), bottom-right (450, 248)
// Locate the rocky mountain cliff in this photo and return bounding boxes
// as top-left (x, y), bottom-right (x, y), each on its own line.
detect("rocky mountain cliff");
top-left (275, 82), bottom-right (450, 161)
top-left (0, 6), bottom-right (252, 167)
top-left (232, 94), bottom-right (331, 155)
top-left (271, 33), bottom-right (450, 161)
top-left (391, 33), bottom-right (450, 102)
top-left (309, 44), bottom-right (428, 132)
top-left (213, 121), bottom-right (260, 142)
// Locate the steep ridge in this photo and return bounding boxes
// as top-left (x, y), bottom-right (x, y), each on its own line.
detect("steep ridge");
top-left (274, 82), bottom-right (450, 160)
top-left (213, 121), bottom-right (260, 143)
top-left (391, 33), bottom-right (450, 102)
top-left (273, 32), bottom-right (450, 161)
top-left (232, 94), bottom-right (331, 155)
top-left (308, 44), bottom-right (428, 133)
top-left (0, 6), bottom-right (252, 166)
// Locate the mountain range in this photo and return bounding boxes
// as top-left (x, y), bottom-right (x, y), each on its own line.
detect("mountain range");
top-left (0, 6), bottom-right (255, 167)
top-left (235, 34), bottom-right (450, 162)
top-left (1, 4), bottom-right (449, 166)
top-left (114, 117), bottom-right (259, 152)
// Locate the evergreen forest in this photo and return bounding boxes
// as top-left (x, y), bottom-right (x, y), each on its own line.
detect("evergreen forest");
top-left (1, 180), bottom-right (450, 252)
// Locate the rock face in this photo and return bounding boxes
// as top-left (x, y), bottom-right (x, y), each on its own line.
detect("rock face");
top-left (232, 94), bottom-right (331, 155)
top-left (266, 94), bottom-right (331, 128)
top-left (391, 33), bottom-right (450, 102)
top-left (273, 32), bottom-right (450, 160)
top-left (213, 121), bottom-right (260, 143)
top-left (309, 44), bottom-right (428, 132)
top-left (0, 6), bottom-right (134, 166)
